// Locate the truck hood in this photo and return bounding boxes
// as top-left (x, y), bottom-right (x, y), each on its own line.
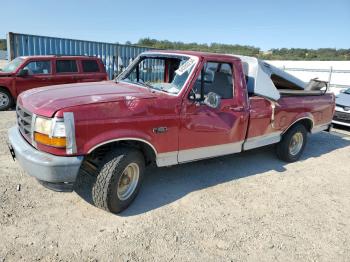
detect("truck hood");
top-left (18, 81), bottom-right (157, 117)
top-left (0, 71), bottom-right (14, 77)
top-left (336, 92), bottom-right (350, 107)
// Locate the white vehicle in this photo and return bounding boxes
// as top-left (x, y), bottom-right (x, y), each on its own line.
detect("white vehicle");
top-left (333, 88), bottom-right (350, 127)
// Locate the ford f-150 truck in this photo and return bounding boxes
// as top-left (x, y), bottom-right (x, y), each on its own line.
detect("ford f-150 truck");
top-left (8, 50), bottom-right (335, 214)
top-left (0, 55), bottom-right (107, 111)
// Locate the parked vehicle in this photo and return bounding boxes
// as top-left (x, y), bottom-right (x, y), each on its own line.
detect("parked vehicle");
top-left (0, 55), bottom-right (108, 110)
top-left (333, 88), bottom-right (350, 127)
top-left (8, 51), bottom-right (335, 214)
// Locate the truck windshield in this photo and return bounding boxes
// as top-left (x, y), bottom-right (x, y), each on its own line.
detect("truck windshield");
top-left (1, 57), bottom-right (24, 73)
top-left (117, 54), bottom-right (198, 94)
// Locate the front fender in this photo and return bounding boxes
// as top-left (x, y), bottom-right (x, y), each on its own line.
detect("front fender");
top-left (82, 129), bottom-right (157, 155)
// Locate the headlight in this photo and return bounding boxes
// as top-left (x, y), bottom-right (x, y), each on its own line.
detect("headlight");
top-left (34, 117), bottom-right (52, 135)
top-left (335, 106), bottom-right (342, 111)
top-left (34, 117), bottom-right (66, 148)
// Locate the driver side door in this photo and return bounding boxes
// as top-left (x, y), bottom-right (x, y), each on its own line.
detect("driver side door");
top-left (15, 59), bottom-right (53, 96)
top-left (178, 58), bottom-right (249, 163)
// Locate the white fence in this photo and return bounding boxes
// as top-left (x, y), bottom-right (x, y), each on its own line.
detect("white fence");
top-left (267, 60), bottom-right (350, 94)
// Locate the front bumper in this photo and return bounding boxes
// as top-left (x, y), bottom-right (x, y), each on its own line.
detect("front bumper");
top-left (332, 120), bottom-right (350, 127)
top-left (332, 110), bottom-right (350, 127)
top-left (8, 126), bottom-right (83, 191)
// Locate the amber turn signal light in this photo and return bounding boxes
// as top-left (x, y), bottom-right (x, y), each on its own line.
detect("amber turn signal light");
top-left (34, 132), bottom-right (66, 148)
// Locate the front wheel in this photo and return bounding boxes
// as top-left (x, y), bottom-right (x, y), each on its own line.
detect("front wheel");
top-left (276, 124), bottom-right (307, 162)
top-left (0, 88), bottom-right (14, 111)
top-left (92, 147), bottom-right (145, 214)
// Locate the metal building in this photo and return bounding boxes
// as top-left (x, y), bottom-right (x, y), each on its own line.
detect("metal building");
top-left (7, 32), bottom-right (152, 79)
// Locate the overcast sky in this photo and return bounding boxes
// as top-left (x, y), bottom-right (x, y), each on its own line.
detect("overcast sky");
top-left (1, 0), bottom-right (349, 50)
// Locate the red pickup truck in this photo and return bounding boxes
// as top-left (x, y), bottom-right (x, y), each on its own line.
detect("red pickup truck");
top-left (8, 50), bottom-right (335, 214)
top-left (0, 55), bottom-right (107, 110)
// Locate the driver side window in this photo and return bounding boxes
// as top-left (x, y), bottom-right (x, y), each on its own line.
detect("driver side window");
top-left (192, 62), bottom-right (234, 100)
top-left (24, 61), bottom-right (51, 75)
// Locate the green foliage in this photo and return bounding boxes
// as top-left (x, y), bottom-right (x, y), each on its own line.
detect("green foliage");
top-left (136, 38), bottom-right (350, 61)
top-left (266, 48), bottom-right (350, 60)
top-left (0, 39), bottom-right (6, 50)
top-left (137, 38), bottom-right (260, 56)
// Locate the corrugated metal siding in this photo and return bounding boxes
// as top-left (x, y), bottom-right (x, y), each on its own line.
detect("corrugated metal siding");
top-left (7, 32), bottom-right (152, 79)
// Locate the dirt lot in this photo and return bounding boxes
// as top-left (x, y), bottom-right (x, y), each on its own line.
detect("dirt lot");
top-left (0, 110), bottom-right (349, 261)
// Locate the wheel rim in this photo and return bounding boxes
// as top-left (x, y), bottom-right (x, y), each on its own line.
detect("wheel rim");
top-left (289, 132), bottom-right (304, 156)
top-left (0, 92), bottom-right (10, 108)
top-left (117, 163), bottom-right (140, 201)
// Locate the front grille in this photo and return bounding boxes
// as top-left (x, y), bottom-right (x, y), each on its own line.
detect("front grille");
top-left (334, 111), bottom-right (350, 124)
top-left (16, 104), bottom-right (33, 141)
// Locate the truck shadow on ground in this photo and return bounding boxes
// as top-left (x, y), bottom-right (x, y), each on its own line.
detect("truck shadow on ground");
top-left (74, 131), bottom-right (350, 216)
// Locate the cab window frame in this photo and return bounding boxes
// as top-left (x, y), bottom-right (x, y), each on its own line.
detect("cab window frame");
top-left (55, 59), bottom-right (79, 74)
top-left (190, 60), bottom-right (234, 101)
top-left (81, 59), bottom-right (100, 73)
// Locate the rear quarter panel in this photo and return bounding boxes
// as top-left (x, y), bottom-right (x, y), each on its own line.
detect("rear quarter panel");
top-left (276, 94), bottom-right (335, 130)
top-left (247, 93), bottom-right (335, 139)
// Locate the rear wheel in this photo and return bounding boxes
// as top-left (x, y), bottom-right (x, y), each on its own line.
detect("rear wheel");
top-left (92, 147), bottom-right (145, 214)
top-left (0, 88), bottom-right (14, 111)
top-left (276, 124), bottom-right (307, 162)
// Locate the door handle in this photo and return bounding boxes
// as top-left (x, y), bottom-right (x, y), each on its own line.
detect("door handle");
top-left (224, 106), bottom-right (245, 112)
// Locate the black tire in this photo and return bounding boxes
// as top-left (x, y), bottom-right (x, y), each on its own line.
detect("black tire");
top-left (276, 124), bottom-right (307, 162)
top-left (0, 88), bottom-right (14, 111)
top-left (92, 147), bottom-right (145, 214)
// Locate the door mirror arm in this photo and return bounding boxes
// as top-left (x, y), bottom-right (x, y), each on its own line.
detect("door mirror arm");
top-left (188, 88), bottom-right (197, 100)
top-left (17, 69), bottom-right (29, 77)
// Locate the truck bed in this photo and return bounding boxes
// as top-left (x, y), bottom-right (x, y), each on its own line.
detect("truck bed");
top-left (244, 94), bottom-right (334, 150)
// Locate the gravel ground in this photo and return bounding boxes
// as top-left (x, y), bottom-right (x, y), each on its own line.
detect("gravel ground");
top-left (0, 110), bottom-right (349, 261)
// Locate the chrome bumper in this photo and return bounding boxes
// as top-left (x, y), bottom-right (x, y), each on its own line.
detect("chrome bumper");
top-left (8, 126), bottom-right (83, 191)
top-left (332, 120), bottom-right (350, 127)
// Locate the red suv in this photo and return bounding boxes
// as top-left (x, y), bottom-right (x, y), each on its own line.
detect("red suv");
top-left (0, 55), bottom-right (108, 110)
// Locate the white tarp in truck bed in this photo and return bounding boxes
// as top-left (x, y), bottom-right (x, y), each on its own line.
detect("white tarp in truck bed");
top-left (234, 55), bottom-right (306, 101)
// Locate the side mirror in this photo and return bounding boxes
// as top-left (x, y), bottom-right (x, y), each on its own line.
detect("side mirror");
top-left (203, 92), bottom-right (221, 109)
top-left (17, 69), bottom-right (29, 77)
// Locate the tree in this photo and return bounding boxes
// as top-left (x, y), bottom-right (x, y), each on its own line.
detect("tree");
top-left (132, 38), bottom-right (349, 60)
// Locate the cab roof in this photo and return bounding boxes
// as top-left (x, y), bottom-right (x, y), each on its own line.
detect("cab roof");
top-left (148, 50), bottom-right (242, 60)
top-left (19, 55), bottom-right (99, 60)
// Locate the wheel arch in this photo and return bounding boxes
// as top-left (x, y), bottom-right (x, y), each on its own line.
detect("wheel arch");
top-left (0, 84), bottom-right (16, 96)
top-left (87, 137), bottom-right (158, 165)
top-left (0, 85), bottom-right (15, 109)
top-left (282, 116), bottom-right (314, 135)
top-left (0, 85), bottom-right (14, 97)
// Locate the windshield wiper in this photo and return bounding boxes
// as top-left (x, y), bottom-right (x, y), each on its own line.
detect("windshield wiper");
top-left (159, 87), bottom-right (171, 93)
top-left (138, 81), bottom-right (153, 89)
top-left (133, 81), bottom-right (155, 93)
